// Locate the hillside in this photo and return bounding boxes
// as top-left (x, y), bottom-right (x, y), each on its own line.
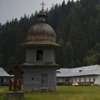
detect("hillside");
top-left (0, 0), bottom-right (100, 70)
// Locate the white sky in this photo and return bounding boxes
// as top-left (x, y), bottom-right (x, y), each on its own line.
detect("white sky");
top-left (0, 0), bottom-right (76, 24)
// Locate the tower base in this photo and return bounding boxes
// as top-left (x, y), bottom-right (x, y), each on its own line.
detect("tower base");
top-left (6, 92), bottom-right (24, 100)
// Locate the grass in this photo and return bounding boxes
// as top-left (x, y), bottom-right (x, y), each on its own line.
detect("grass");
top-left (0, 86), bottom-right (8, 100)
top-left (1, 86), bottom-right (100, 100)
top-left (25, 86), bottom-right (100, 100)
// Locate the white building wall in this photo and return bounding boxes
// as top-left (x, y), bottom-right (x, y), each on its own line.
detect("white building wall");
top-left (81, 77), bottom-right (84, 82)
top-left (70, 76), bottom-right (95, 83)
top-left (57, 75), bottom-right (100, 85)
top-left (94, 76), bottom-right (100, 85)
top-left (57, 78), bottom-right (64, 83)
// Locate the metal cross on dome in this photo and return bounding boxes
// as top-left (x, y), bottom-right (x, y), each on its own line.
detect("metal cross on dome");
top-left (41, 1), bottom-right (46, 11)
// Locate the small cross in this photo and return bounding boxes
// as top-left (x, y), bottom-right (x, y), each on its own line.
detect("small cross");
top-left (41, 1), bottom-right (45, 11)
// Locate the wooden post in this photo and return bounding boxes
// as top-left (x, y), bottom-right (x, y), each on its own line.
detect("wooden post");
top-left (9, 65), bottom-right (23, 92)
top-left (18, 80), bottom-right (21, 91)
top-left (9, 80), bottom-right (13, 91)
top-left (13, 75), bottom-right (17, 92)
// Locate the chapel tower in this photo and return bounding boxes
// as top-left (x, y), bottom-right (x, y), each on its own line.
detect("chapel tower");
top-left (21, 6), bottom-right (60, 91)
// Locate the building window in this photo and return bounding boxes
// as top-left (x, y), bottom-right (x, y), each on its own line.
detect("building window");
top-left (1, 79), bottom-right (4, 83)
top-left (79, 78), bottom-right (81, 82)
top-left (93, 78), bottom-right (95, 82)
top-left (89, 78), bottom-right (91, 82)
top-left (65, 79), bottom-right (69, 82)
top-left (79, 70), bottom-right (82, 72)
top-left (84, 78), bottom-right (86, 82)
top-left (36, 50), bottom-right (43, 61)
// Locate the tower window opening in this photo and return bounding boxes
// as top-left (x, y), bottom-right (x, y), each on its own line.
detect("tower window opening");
top-left (36, 50), bottom-right (43, 61)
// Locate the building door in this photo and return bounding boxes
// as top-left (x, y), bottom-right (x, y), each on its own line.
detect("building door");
top-left (41, 74), bottom-right (48, 88)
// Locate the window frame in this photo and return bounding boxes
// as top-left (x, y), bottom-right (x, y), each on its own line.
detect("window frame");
top-left (36, 50), bottom-right (43, 61)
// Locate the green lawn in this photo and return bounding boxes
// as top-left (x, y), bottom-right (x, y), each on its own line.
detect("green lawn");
top-left (1, 86), bottom-right (100, 100)
top-left (25, 86), bottom-right (100, 100)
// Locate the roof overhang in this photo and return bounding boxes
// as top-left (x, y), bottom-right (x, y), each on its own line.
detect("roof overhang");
top-left (20, 41), bottom-right (60, 48)
top-left (22, 63), bottom-right (60, 69)
top-left (57, 74), bottom-right (99, 78)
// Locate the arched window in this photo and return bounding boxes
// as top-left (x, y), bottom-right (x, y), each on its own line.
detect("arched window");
top-left (36, 50), bottom-right (43, 61)
top-left (93, 78), bottom-right (95, 82)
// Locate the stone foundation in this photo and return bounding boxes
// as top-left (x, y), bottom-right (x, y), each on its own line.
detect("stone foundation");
top-left (7, 92), bottom-right (24, 100)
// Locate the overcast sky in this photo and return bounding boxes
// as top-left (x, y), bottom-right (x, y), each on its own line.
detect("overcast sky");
top-left (0, 0), bottom-right (76, 24)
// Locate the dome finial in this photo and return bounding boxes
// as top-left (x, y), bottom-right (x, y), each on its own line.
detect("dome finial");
top-left (38, 2), bottom-right (47, 23)
top-left (40, 1), bottom-right (46, 11)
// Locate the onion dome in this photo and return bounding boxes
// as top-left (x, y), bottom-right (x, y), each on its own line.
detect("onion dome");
top-left (27, 10), bottom-right (56, 42)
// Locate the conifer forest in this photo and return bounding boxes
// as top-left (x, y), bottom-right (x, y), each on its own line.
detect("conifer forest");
top-left (0, 0), bottom-right (100, 70)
